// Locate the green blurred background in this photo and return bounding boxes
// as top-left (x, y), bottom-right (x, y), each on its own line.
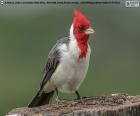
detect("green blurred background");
top-left (0, 1), bottom-right (140, 115)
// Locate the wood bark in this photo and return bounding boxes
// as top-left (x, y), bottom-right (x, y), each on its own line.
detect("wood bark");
top-left (8, 94), bottom-right (140, 116)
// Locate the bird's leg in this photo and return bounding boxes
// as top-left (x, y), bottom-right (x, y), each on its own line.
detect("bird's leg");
top-left (55, 88), bottom-right (60, 103)
top-left (75, 90), bottom-right (81, 100)
top-left (75, 91), bottom-right (85, 104)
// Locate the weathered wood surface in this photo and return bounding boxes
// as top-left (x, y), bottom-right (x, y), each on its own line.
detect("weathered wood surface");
top-left (8, 94), bottom-right (140, 116)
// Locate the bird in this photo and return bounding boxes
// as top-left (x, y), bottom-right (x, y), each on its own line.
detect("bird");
top-left (28, 10), bottom-right (94, 108)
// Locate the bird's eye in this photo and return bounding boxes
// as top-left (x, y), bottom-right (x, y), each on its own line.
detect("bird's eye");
top-left (79, 25), bottom-right (85, 32)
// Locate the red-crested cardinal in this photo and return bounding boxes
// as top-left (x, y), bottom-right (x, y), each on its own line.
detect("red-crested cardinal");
top-left (28, 10), bottom-right (94, 107)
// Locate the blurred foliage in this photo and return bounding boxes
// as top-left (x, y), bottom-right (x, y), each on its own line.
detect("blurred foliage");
top-left (0, 3), bottom-right (140, 115)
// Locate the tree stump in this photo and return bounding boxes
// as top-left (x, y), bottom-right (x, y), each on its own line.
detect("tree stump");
top-left (8, 94), bottom-right (140, 116)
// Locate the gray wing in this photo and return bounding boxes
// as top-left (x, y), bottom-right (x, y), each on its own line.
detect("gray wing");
top-left (40, 37), bottom-right (70, 89)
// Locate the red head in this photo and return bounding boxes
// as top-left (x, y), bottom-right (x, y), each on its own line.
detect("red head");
top-left (72, 10), bottom-right (94, 58)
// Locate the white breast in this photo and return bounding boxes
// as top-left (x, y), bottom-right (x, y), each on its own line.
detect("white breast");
top-left (59, 39), bottom-right (90, 92)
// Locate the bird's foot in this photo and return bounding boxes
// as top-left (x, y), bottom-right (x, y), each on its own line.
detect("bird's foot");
top-left (55, 96), bottom-right (61, 104)
top-left (74, 91), bottom-right (85, 104)
top-left (74, 97), bottom-right (85, 105)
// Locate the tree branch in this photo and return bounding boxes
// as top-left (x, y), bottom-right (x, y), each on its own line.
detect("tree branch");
top-left (8, 93), bottom-right (140, 116)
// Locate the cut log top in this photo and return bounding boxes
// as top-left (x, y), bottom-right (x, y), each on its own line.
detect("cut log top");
top-left (8, 93), bottom-right (140, 116)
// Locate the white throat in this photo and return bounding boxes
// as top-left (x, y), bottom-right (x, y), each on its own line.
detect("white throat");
top-left (69, 24), bottom-right (75, 40)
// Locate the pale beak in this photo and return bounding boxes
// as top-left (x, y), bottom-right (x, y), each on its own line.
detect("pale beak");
top-left (85, 27), bottom-right (94, 35)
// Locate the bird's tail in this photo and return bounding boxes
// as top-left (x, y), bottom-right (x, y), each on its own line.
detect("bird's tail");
top-left (28, 90), bottom-right (54, 108)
